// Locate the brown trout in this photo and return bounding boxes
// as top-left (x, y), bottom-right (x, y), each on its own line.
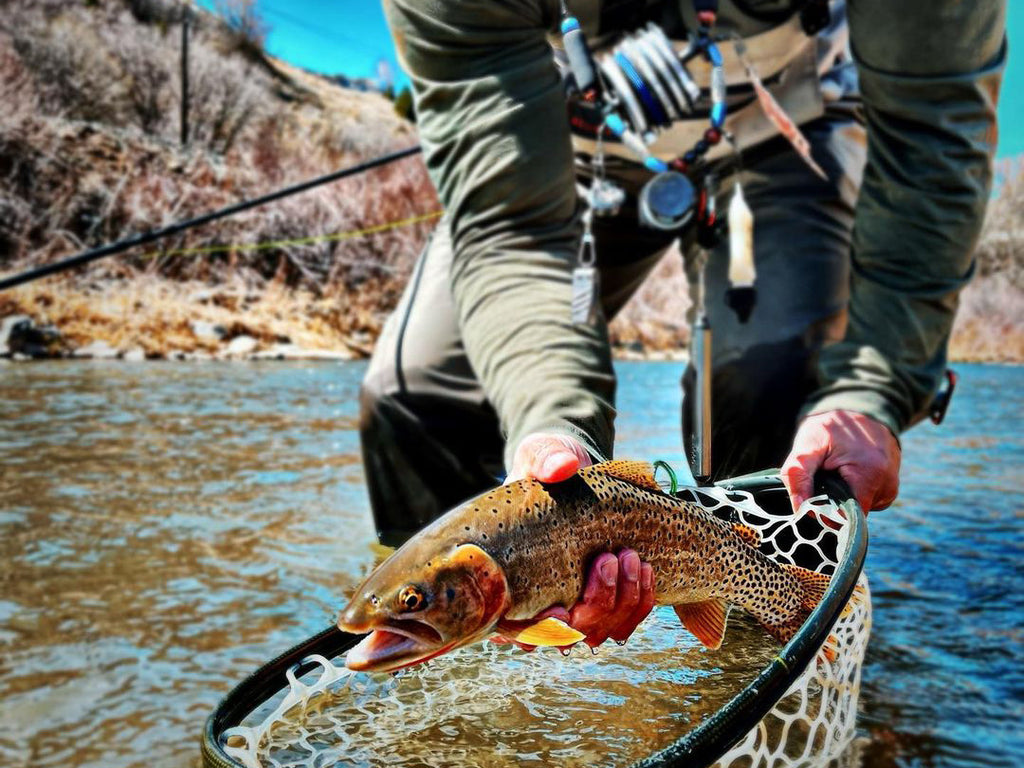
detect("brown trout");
top-left (338, 460), bottom-right (830, 672)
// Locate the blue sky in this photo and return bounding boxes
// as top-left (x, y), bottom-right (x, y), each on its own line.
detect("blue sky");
top-left (201, 0), bottom-right (1022, 158)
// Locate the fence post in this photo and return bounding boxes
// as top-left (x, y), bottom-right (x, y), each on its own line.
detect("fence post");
top-left (181, 4), bottom-right (190, 146)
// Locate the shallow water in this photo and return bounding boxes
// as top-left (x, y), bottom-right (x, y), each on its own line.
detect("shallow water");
top-left (0, 361), bottom-right (1020, 768)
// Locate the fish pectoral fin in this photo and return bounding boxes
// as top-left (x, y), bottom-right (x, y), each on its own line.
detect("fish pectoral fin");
top-left (674, 599), bottom-right (729, 650)
top-left (588, 460), bottom-right (660, 491)
top-left (497, 617), bottom-right (586, 647)
top-left (731, 523), bottom-right (761, 548)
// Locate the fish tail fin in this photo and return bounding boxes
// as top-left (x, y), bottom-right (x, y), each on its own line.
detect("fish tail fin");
top-left (764, 565), bottom-right (838, 662)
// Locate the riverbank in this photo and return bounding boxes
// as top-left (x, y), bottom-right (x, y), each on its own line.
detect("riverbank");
top-left (1, 265), bottom-right (1019, 363)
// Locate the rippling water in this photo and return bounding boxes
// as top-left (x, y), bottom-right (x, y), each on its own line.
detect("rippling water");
top-left (0, 361), bottom-right (1020, 768)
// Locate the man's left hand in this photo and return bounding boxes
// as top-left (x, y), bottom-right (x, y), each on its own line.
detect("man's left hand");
top-left (782, 409), bottom-right (901, 514)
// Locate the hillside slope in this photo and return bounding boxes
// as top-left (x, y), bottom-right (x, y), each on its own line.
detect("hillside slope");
top-left (0, 0), bottom-right (436, 357)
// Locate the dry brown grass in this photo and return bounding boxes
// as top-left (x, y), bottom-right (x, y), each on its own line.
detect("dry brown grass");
top-left (0, 0), bottom-right (435, 291)
top-left (948, 157), bottom-right (1024, 362)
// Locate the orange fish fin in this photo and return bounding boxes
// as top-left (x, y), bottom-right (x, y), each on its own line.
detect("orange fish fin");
top-left (781, 564), bottom-right (831, 611)
top-left (821, 636), bottom-right (839, 663)
top-left (674, 599), bottom-right (729, 650)
top-left (499, 617), bottom-right (586, 647)
top-left (839, 585), bottom-right (866, 618)
top-left (732, 523), bottom-right (761, 548)
top-left (589, 460), bottom-right (660, 491)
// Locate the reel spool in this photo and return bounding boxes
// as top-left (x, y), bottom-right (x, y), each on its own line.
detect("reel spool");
top-left (595, 24), bottom-right (701, 136)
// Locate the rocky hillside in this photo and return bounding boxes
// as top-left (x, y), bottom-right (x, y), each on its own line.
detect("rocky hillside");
top-left (0, 0), bottom-right (437, 358)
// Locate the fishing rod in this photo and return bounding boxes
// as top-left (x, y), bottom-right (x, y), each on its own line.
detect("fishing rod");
top-left (0, 145), bottom-right (423, 292)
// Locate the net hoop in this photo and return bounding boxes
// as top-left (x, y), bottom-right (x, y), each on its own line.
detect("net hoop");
top-left (200, 469), bottom-right (867, 768)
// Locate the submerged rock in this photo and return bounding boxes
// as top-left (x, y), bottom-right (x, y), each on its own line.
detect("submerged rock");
top-left (1, 315), bottom-right (64, 358)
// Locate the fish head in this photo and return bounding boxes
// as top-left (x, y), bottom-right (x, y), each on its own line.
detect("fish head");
top-left (338, 541), bottom-right (509, 673)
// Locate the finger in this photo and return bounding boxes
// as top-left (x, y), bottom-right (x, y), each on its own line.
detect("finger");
top-left (873, 471), bottom-right (899, 511)
top-left (610, 562), bottom-right (656, 643)
top-left (508, 434), bottom-right (589, 483)
top-left (835, 463), bottom-right (876, 515)
top-left (570, 553), bottom-right (619, 645)
top-left (782, 431), bottom-right (828, 513)
top-left (593, 550), bottom-right (642, 646)
top-left (530, 436), bottom-right (589, 483)
top-left (873, 445), bottom-right (901, 511)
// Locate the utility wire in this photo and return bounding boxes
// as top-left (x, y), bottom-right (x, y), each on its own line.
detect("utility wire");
top-left (0, 146), bottom-right (422, 292)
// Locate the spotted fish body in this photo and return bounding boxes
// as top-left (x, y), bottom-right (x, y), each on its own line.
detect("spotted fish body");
top-left (338, 461), bottom-right (829, 671)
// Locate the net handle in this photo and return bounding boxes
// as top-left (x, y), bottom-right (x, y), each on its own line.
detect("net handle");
top-left (629, 469), bottom-right (868, 768)
top-left (201, 470), bottom-right (867, 768)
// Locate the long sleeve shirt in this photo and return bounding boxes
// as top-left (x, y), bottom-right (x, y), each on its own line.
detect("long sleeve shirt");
top-left (383, 0), bottom-right (1005, 464)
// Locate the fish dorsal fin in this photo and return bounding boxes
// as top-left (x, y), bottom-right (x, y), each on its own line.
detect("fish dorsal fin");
top-left (732, 523), bottom-right (761, 548)
top-left (496, 617), bottom-right (586, 647)
top-left (588, 460), bottom-right (660, 491)
top-left (781, 564), bottom-right (831, 611)
top-left (674, 599), bottom-right (729, 650)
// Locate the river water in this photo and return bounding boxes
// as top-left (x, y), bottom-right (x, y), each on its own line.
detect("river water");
top-left (0, 361), bottom-right (1020, 768)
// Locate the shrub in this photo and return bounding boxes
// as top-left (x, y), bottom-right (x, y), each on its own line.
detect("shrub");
top-left (213, 0), bottom-right (269, 59)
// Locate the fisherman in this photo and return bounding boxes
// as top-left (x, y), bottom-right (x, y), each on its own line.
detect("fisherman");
top-left (360, 0), bottom-right (1005, 646)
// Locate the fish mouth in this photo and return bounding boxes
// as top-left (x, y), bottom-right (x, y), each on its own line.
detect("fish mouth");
top-left (343, 619), bottom-right (447, 673)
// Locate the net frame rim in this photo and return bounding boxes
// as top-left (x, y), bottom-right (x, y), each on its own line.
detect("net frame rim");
top-left (200, 469), bottom-right (867, 768)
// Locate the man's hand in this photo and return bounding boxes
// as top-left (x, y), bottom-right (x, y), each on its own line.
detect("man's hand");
top-left (496, 433), bottom-right (656, 650)
top-left (507, 432), bottom-right (593, 483)
top-left (492, 549), bottom-right (656, 651)
top-left (782, 410), bottom-right (901, 514)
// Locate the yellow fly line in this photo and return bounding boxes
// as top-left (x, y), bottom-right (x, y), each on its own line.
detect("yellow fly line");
top-left (138, 210), bottom-right (443, 261)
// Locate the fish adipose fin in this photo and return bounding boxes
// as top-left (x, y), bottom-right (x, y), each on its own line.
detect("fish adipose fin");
top-left (674, 599), bottom-right (729, 650)
top-left (732, 523), bottom-right (761, 548)
top-left (498, 617), bottom-right (586, 647)
top-left (589, 460), bottom-right (660, 491)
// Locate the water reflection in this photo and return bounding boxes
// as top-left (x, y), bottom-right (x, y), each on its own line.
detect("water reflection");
top-left (0, 361), bottom-right (1021, 768)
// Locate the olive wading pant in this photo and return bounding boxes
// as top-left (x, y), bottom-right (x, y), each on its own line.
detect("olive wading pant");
top-left (360, 103), bottom-right (866, 546)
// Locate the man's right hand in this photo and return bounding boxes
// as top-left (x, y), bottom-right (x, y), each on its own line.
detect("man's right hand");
top-left (506, 432), bottom-right (592, 483)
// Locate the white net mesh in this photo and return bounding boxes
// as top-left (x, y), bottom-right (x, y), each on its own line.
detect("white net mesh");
top-left (220, 485), bottom-right (870, 768)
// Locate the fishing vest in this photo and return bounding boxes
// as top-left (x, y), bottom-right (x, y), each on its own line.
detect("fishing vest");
top-left (556, 0), bottom-right (853, 165)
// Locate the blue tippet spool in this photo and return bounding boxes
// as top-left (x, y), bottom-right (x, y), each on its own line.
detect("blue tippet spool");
top-left (614, 52), bottom-right (669, 127)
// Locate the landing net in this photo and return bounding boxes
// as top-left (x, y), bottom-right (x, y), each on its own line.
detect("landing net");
top-left (210, 479), bottom-right (870, 768)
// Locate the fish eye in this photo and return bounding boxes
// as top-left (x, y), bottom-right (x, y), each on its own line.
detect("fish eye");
top-left (397, 585), bottom-right (426, 612)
